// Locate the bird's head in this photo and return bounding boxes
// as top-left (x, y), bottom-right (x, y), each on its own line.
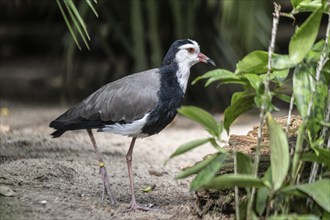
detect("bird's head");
top-left (162, 39), bottom-right (216, 67)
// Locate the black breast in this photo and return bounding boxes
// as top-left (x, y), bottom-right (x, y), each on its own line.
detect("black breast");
top-left (142, 64), bottom-right (184, 135)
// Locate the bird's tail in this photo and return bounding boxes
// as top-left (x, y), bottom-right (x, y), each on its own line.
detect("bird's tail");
top-left (49, 103), bottom-right (104, 138)
top-left (49, 120), bottom-right (69, 138)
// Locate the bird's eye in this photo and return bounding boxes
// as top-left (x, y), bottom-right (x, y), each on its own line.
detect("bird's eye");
top-left (187, 48), bottom-right (195, 53)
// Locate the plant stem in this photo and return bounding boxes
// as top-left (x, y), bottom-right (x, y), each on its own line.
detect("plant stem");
top-left (246, 3), bottom-right (281, 218)
top-left (233, 151), bottom-right (240, 220)
top-left (286, 95), bottom-right (295, 157)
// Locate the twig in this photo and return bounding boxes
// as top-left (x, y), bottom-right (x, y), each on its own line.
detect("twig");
top-left (246, 3), bottom-right (281, 218)
top-left (286, 95), bottom-right (295, 157)
top-left (233, 151), bottom-right (240, 220)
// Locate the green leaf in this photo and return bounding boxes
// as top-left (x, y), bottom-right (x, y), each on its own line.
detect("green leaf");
top-left (291, 0), bottom-right (303, 9)
top-left (85, 0), bottom-right (99, 17)
top-left (169, 138), bottom-right (210, 159)
top-left (242, 74), bottom-right (263, 94)
top-left (293, 64), bottom-right (312, 119)
top-left (293, 0), bottom-right (328, 13)
top-left (178, 106), bottom-right (220, 137)
top-left (224, 92), bottom-right (255, 132)
top-left (192, 69), bottom-right (242, 86)
top-left (274, 93), bottom-right (292, 103)
top-left (65, 0), bottom-right (91, 40)
top-left (256, 187), bottom-right (269, 217)
top-left (272, 54), bottom-right (297, 70)
top-left (309, 75), bottom-right (328, 134)
top-left (271, 69), bottom-right (290, 84)
top-left (289, 6), bottom-right (323, 63)
top-left (306, 40), bottom-right (325, 62)
top-left (64, 1), bottom-right (91, 50)
top-left (236, 152), bottom-right (253, 175)
top-left (268, 214), bottom-right (319, 220)
top-left (301, 147), bottom-right (330, 167)
top-left (236, 50), bottom-right (268, 74)
top-left (267, 113), bottom-right (290, 191)
top-left (175, 153), bottom-right (218, 179)
top-left (190, 153), bottom-right (227, 190)
top-left (293, 65), bottom-right (328, 133)
top-left (56, 0), bottom-right (81, 50)
top-left (288, 179), bottom-right (330, 212)
top-left (204, 174), bottom-right (265, 190)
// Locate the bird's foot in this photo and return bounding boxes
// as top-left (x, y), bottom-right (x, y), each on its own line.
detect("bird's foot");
top-left (99, 165), bottom-right (117, 206)
top-left (129, 199), bottom-right (162, 211)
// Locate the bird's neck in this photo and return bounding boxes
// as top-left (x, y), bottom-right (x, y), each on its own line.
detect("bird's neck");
top-left (160, 62), bottom-right (191, 94)
top-left (175, 62), bottom-right (191, 93)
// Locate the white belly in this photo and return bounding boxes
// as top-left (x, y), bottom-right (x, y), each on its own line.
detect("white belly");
top-left (100, 113), bottom-right (149, 138)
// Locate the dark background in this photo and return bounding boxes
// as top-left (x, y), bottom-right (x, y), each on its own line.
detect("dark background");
top-left (0, 0), bottom-right (327, 111)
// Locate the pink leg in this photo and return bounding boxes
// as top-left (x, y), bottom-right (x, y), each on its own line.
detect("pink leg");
top-left (126, 137), bottom-right (160, 211)
top-left (87, 129), bottom-right (117, 206)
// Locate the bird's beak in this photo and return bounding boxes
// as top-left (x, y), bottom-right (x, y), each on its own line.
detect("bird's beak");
top-left (198, 53), bottom-right (216, 66)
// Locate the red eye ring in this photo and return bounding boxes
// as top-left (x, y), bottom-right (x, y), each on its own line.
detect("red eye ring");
top-left (187, 47), bottom-right (195, 53)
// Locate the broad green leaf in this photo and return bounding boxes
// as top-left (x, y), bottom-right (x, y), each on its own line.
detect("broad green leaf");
top-left (204, 174), bottom-right (265, 190)
top-left (289, 6), bottom-right (323, 63)
top-left (192, 69), bottom-right (242, 86)
top-left (287, 179), bottom-right (330, 212)
top-left (274, 93), bottom-right (292, 103)
top-left (224, 92), bottom-right (255, 132)
top-left (178, 106), bottom-right (220, 137)
top-left (272, 69), bottom-right (290, 84)
top-left (169, 138), bottom-right (210, 159)
top-left (256, 187), bottom-right (269, 217)
top-left (272, 54), bottom-right (296, 70)
top-left (294, 65), bottom-right (328, 133)
top-left (267, 113), bottom-right (290, 191)
top-left (236, 50), bottom-right (268, 74)
top-left (190, 153), bottom-right (227, 190)
top-left (309, 75), bottom-right (328, 134)
top-left (291, 0), bottom-right (303, 9)
top-left (242, 74), bottom-right (263, 94)
top-left (293, 65), bottom-right (312, 119)
top-left (293, 0), bottom-right (328, 13)
top-left (236, 152), bottom-right (253, 175)
top-left (301, 147), bottom-right (330, 167)
top-left (306, 40), bottom-right (325, 62)
top-left (268, 214), bottom-right (319, 220)
top-left (262, 166), bottom-right (273, 189)
top-left (175, 153), bottom-right (218, 179)
top-left (323, 212), bottom-right (330, 220)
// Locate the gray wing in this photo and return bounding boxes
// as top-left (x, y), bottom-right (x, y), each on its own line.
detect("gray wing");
top-left (80, 68), bottom-right (161, 123)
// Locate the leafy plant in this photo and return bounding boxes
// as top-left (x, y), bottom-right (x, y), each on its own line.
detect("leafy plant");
top-left (169, 1), bottom-right (330, 219)
top-left (57, 0), bottom-right (98, 50)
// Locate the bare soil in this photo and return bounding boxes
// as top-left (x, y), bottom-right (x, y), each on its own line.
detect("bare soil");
top-left (0, 102), bottom-right (257, 220)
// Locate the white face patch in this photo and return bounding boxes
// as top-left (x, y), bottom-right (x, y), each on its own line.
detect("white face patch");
top-left (175, 40), bottom-right (200, 93)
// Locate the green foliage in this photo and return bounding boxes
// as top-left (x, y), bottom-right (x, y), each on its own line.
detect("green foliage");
top-left (204, 174), bottom-right (265, 190)
top-left (289, 6), bottom-right (323, 64)
top-left (57, 0), bottom-right (98, 50)
top-left (168, 1), bottom-right (330, 219)
top-left (178, 106), bottom-right (222, 137)
top-left (267, 113), bottom-right (290, 191)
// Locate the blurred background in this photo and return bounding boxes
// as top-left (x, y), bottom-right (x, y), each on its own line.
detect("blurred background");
top-left (0, 0), bottom-right (327, 112)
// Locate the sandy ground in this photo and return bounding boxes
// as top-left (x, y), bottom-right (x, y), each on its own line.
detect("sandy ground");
top-left (0, 102), bottom-right (257, 220)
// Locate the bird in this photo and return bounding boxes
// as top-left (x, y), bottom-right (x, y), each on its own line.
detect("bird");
top-left (49, 39), bottom-right (215, 211)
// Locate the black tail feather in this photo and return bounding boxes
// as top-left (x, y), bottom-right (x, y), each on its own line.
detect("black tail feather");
top-left (50, 129), bottom-right (67, 138)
